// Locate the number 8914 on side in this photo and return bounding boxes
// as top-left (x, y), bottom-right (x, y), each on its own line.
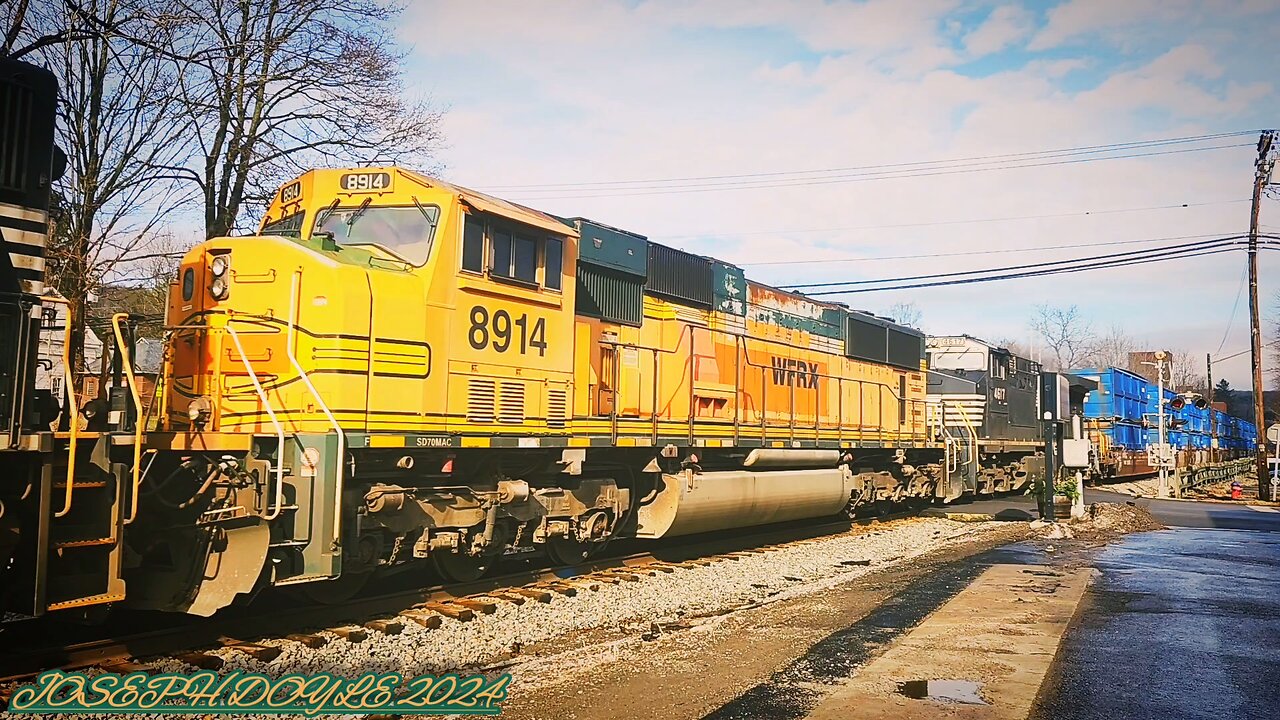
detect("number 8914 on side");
top-left (468, 305), bottom-right (548, 356)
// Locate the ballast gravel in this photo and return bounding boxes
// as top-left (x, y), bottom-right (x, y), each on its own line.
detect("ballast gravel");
top-left (191, 517), bottom-right (1003, 677)
top-left (0, 517), bottom-right (1012, 720)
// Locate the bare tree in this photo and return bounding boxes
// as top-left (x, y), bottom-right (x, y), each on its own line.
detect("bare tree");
top-left (32, 0), bottom-right (194, 381)
top-left (156, 0), bottom-right (445, 237)
top-left (884, 301), bottom-right (922, 329)
top-left (1029, 304), bottom-right (1095, 371)
top-left (1168, 350), bottom-right (1205, 393)
top-left (993, 337), bottom-right (1031, 359)
top-left (2, 0), bottom-right (97, 59)
top-left (1085, 323), bottom-right (1134, 369)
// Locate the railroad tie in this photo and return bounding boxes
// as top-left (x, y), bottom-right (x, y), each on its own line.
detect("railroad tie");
top-left (226, 643), bottom-right (281, 662)
top-left (398, 609), bottom-right (444, 629)
top-left (330, 627), bottom-right (368, 643)
top-left (508, 587), bottom-right (554, 602)
top-left (541, 582), bottom-right (579, 596)
top-left (487, 590), bottom-right (528, 605)
top-left (98, 659), bottom-right (152, 674)
top-left (419, 601), bottom-right (475, 621)
top-left (174, 652), bottom-right (224, 670)
top-left (364, 619), bottom-right (405, 635)
top-left (555, 578), bottom-right (600, 592)
top-left (452, 598), bottom-right (499, 614)
top-left (285, 633), bottom-right (329, 648)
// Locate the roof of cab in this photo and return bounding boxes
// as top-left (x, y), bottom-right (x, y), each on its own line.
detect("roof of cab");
top-left (397, 168), bottom-right (577, 238)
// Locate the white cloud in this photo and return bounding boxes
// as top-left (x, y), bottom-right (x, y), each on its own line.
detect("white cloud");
top-left (964, 4), bottom-right (1036, 56)
top-left (399, 1), bottom-right (1280, 386)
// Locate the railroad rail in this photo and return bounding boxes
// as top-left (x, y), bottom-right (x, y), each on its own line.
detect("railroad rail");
top-left (0, 510), bottom-right (921, 694)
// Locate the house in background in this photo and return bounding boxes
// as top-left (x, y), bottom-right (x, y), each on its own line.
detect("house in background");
top-left (80, 337), bottom-right (164, 420)
top-left (36, 289), bottom-right (103, 405)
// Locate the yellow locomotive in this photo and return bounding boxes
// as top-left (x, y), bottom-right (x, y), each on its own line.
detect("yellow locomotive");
top-left (9, 166), bottom-right (987, 618)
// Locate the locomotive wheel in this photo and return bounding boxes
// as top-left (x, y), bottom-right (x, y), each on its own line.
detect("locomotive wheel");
top-left (432, 550), bottom-right (498, 583)
top-left (545, 536), bottom-right (608, 566)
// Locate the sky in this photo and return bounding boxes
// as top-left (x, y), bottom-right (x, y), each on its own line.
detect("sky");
top-left (399, 0), bottom-right (1280, 387)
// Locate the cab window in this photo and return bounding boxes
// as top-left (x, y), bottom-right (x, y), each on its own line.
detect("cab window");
top-left (261, 211), bottom-right (305, 238)
top-left (544, 238), bottom-right (563, 290)
top-left (462, 216), bottom-right (485, 272)
top-left (462, 215), bottom-right (563, 291)
top-left (315, 204), bottom-right (439, 266)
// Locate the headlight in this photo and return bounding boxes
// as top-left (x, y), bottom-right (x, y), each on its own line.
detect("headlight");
top-left (210, 254), bottom-right (230, 277)
top-left (210, 276), bottom-right (229, 300)
top-left (187, 395), bottom-right (213, 428)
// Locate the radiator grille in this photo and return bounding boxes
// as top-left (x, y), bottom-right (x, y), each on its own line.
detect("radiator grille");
top-left (467, 378), bottom-right (496, 423)
top-left (0, 81), bottom-right (33, 192)
top-left (498, 381), bottom-right (525, 424)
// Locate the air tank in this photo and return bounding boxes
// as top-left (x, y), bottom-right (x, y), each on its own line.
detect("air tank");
top-left (635, 467), bottom-right (853, 539)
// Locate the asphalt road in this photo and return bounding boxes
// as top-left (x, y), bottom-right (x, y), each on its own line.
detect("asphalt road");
top-left (1032, 493), bottom-right (1280, 719)
top-left (955, 487), bottom-right (1280, 532)
top-left (1086, 488), bottom-right (1280, 531)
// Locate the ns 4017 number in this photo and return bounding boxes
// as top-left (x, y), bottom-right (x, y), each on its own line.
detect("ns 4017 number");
top-left (468, 306), bottom-right (547, 356)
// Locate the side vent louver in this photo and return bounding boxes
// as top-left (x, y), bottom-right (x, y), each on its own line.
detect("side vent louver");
top-left (467, 378), bottom-right (496, 423)
top-left (547, 386), bottom-right (568, 428)
top-left (499, 381), bottom-right (526, 424)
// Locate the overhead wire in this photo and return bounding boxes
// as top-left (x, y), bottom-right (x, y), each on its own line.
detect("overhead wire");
top-left (657, 198), bottom-right (1249, 247)
top-left (1216, 266), bottom-right (1249, 355)
top-left (783, 236), bottom-right (1246, 291)
top-left (744, 231), bottom-right (1235, 268)
top-left (504, 143), bottom-right (1253, 200)
top-left (483, 129), bottom-right (1261, 191)
top-left (789, 235), bottom-right (1251, 296)
top-left (804, 245), bottom-right (1242, 296)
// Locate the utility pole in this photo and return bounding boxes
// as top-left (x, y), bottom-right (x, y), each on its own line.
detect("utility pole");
top-left (1207, 352), bottom-right (1215, 464)
top-left (1157, 353), bottom-right (1168, 498)
top-left (1144, 352), bottom-right (1171, 497)
top-left (1248, 130), bottom-right (1276, 500)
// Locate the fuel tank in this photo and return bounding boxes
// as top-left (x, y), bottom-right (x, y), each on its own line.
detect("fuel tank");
top-left (635, 468), bottom-right (853, 539)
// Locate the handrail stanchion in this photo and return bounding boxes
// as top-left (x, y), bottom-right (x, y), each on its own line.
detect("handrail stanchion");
top-left (225, 325), bottom-right (286, 522)
top-left (287, 272), bottom-right (345, 541)
top-left (45, 296), bottom-right (79, 518)
top-left (112, 314), bottom-right (144, 525)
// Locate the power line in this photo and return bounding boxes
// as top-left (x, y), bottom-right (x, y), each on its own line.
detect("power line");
top-left (783, 236), bottom-right (1244, 291)
top-left (807, 246), bottom-right (1241, 296)
top-left (483, 130), bottom-right (1261, 191)
top-left (658, 198), bottom-right (1248, 246)
top-left (1216, 266), bottom-right (1249, 355)
top-left (743, 230), bottom-right (1235, 268)
top-left (504, 143), bottom-right (1253, 200)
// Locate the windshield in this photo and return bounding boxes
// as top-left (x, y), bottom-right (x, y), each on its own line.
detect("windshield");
top-left (315, 204), bottom-right (440, 266)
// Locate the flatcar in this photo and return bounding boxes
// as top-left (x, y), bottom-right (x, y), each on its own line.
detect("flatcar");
top-left (1073, 366), bottom-right (1256, 479)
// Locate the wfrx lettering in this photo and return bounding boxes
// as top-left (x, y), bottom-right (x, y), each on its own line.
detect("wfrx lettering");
top-left (771, 357), bottom-right (819, 388)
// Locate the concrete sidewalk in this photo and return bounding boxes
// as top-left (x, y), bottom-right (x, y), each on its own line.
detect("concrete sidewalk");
top-left (806, 563), bottom-right (1093, 720)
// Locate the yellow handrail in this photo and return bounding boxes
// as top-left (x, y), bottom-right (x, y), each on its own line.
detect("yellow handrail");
top-left (952, 402), bottom-right (980, 481)
top-left (111, 313), bottom-right (144, 525)
top-left (44, 296), bottom-right (79, 518)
